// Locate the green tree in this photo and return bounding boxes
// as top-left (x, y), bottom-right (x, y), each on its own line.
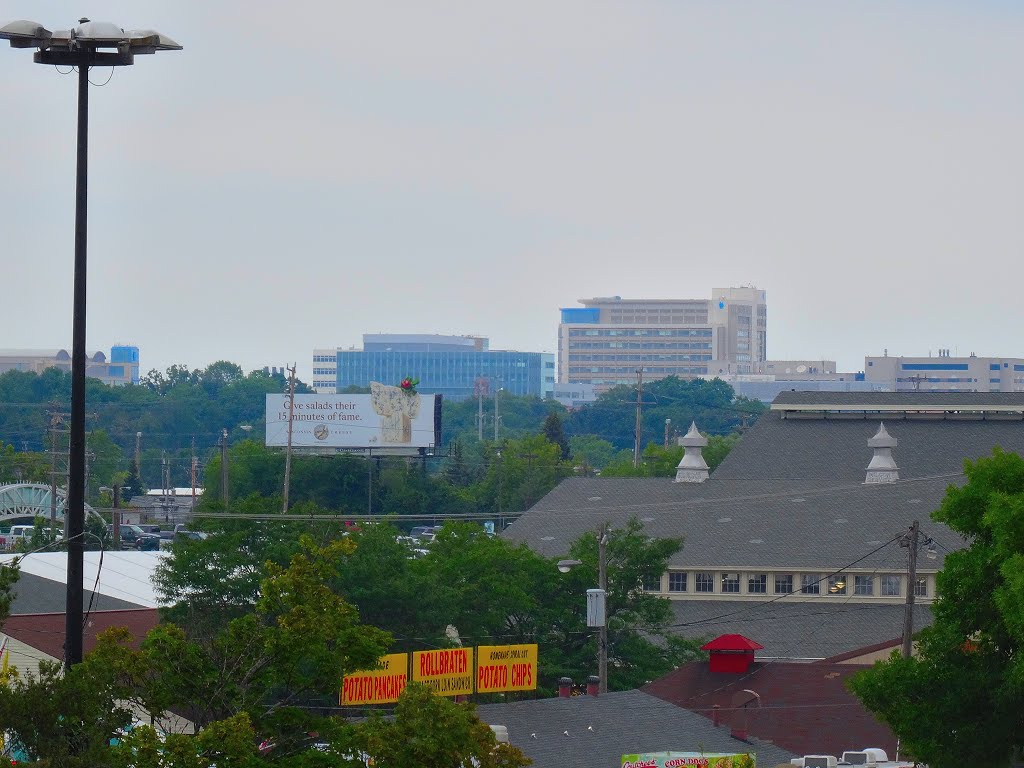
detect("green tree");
top-left (87, 429), bottom-right (125, 500)
top-left (562, 518), bottom-right (705, 689)
top-left (566, 376), bottom-right (764, 451)
top-left (0, 627), bottom-right (145, 767)
top-left (542, 412), bottom-right (570, 459)
top-left (0, 443), bottom-right (50, 484)
top-left (147, 536), bottom-right (390, 732)
top-left (568, 435), bottom-right (617, 470)
top-left (601, 432), bottom-right (738, 477)
top-left (358, 682), bottom-right (530, 768)
top-left (0, 559), bottom-right (18, 626)
top-left (849, 449), bottom-right (1024, 768)
top-left (476, 435), bottom-right (572, 513)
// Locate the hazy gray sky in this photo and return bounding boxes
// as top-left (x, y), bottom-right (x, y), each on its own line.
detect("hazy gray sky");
top-left (2, 2), bottom-right (1022, 381)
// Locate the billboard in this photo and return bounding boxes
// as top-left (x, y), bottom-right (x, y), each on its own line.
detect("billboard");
top-left (476, 644), bottom-right (538, 693)
top-left (266, 386), bottom-right (441, 450)
top-left (339, 653), bottom-right (409, 706)
top-left (412, 648), bottom-right (474, 697)
top-left (621, 754), bottom-right (755, 768)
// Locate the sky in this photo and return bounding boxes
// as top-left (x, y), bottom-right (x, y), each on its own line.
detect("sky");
top-left (1, 2), bottom-right (1023, 382)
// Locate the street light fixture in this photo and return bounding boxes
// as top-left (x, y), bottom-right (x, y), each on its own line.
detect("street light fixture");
top-left (0, 17), bottom-right (181, 668)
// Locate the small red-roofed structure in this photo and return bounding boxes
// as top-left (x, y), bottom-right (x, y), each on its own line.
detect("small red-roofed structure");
top-left (701, 634), bottom-right (764, 673)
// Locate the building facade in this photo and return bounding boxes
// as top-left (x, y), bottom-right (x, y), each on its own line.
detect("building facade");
top-left (865, 350), bottom-right (1024, 392)
top-left (558, 287), bottom-right (767, 391)
top-left (312, 334), bottom-right (555, 401)
top-left (0, 346), bottom-right (140, 386)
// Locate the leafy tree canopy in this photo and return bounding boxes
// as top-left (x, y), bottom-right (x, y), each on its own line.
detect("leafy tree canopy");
top-left (849, 449), bottom-right (1024, 768)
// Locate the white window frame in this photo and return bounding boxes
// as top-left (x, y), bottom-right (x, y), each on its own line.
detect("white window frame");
top-left (881, 575), bottom-right (901, 596)
top-left (854, 575), bottom-right (875, 596)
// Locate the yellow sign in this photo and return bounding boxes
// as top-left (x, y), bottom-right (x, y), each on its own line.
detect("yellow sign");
top-left (412, 647), bottom-right (474, 696)
top-left (476, 644), bottom-right (538, 693)
top-left (339, 653), bottom-right (409, 706)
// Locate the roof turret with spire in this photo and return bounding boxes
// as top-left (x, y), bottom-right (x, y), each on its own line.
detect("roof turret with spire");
top-left (865, 422), bottom-right (899, 484)
top-left (675, 421), bottom-right (710, 483)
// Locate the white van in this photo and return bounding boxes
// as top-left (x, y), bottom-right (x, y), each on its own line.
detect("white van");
top-left (8, 525), bottom-right (35, 542)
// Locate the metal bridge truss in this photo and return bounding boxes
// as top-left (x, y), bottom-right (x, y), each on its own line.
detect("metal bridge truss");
top-left (0, 483), bottom-right (99, 525)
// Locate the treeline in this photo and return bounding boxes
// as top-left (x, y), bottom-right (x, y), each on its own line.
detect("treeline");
top-left (0, 363), bottom-right (764, 513)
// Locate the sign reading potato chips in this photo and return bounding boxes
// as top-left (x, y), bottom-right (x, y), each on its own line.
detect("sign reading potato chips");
top-left (340, 653), bottom-right (409, 706)
top-left (412, 648), bottom-right (474, 697)
top-left (476, 644), bottom-right (538, 693)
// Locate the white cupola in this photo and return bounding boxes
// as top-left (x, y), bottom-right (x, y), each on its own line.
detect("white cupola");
top-left (865, 422), bottom-right (899, 484)
top-left (674, 421), bottom-right (710, 483)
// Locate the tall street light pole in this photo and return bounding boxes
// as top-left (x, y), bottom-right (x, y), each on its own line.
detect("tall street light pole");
top-left (0, 18), bottom-right (181, 667)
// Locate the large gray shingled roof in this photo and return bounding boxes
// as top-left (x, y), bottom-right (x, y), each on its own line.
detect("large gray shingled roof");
top-left (771, 390), bottom-right (1024, 408)
top-left (10, 571), bottom-right (147, 614)
top-left (475, 689), bottom-right (795, 768)
top-left (501, 475), bottom-right (963, 572)
top-left (715, 411), bottom-right (1024, 482)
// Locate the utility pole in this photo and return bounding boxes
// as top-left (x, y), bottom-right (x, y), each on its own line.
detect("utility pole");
top-left (367, 450), bottom-right (373, 514)
top-left (220, 428), bottom-right (229, 509)
top-left (112, 481), bottom-right (121, 551)
top-left (48, 409), bottom-right (62, 537)
top-left (190, 436), bottom-right (197, 511)
top-left (282, 363), bottom-right (297, 513)
top-left (598, 524), bottom-right (609, 694)
top-left (633, 369), bottom-right (644, 468)
top-left (664, 418), bottom-right (672, 450)
top-left (494, 385), bottom-right (503, 443)
top-left (475, 377), bottom-right (486, 441)
top-left (135, 431), bottom-right (142, 477)
top-left (901, 520), bottom-right (920, 659)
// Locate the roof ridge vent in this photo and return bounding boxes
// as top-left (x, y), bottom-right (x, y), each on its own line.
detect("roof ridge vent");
top-left (674, 421), bottom-right (709, 483)
top-left (865, 422), bottom-right (899, 484)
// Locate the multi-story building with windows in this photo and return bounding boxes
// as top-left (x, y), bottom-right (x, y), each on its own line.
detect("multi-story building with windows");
top-left (311, 348), bottom-right (338, 392)
top-left (865, 350), bottom-right (1024, 392)
top-left (505, 391), bottom-right (1024, 660)
top-left (311, 334), bottom-right (555, 401)
top-left (0, 346), bottom-right (140, 386)
top-left (558, 287), bottom-right (767, 391)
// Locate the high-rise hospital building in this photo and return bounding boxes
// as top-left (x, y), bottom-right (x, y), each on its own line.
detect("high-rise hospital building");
top-left (558, 287), bottom-right (766, 391)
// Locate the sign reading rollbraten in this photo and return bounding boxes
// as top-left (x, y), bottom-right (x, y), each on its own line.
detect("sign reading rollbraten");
top-left (476, 644), bottom-right (538, 693)
top-left (339, 653), bottom-right (409, 706)
top-left (412, 648), bottom-right (474, 697)
top-left (266, 387), bottom-right (440, 449)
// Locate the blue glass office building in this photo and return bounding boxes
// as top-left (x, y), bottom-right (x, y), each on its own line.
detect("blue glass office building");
top-left (330, 335), bottom-right (555, 401)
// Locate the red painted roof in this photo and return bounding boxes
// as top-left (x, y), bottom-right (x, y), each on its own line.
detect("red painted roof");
top-left (644, 660), bottom-right (897, 758)
top-left (2, 609), bottom-right (159, 660)
top-left (700, 633), bottom-right (764, 652)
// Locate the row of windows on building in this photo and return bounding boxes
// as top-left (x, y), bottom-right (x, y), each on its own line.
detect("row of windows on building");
top-left (568, 354), bottom-right (714, 363)
top-left (313, 355), bottom-right (337, 363)
top-left (645, 571), bottom-right (928, 598)
top-left (568, 366), bottom-right (711, 376)
top-left (607, 315), bottom-right (709, 325)
top-left (567, 329), bottom-right (714, 338)
top-left (568, 342), bottom-right (713, 351)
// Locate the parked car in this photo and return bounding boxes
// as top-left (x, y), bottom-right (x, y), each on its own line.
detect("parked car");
top-left (106, 523), bottom-right (161, 551)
